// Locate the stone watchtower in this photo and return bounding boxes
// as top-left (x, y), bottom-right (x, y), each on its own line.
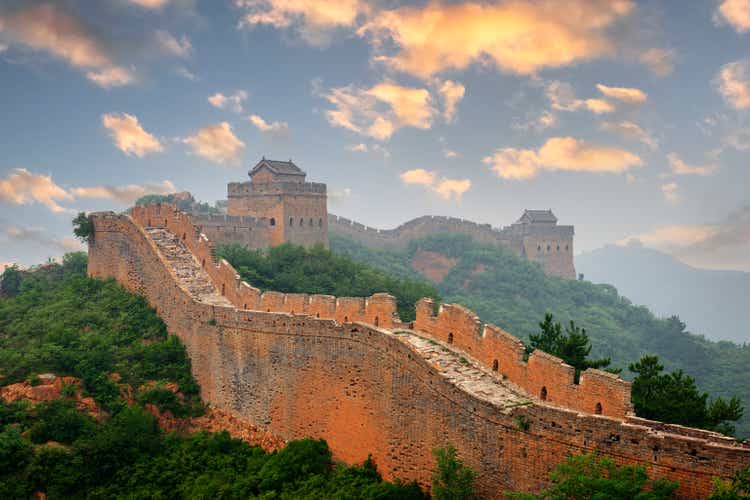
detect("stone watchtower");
top-left (508, 209), bottom-right (575, 279)
top-left (227, 158), bottom-right (328, 248)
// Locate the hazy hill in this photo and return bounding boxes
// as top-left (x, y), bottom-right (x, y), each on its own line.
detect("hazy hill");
top-left (330, 233), bottom-right (750, 438)
top-left (577, 242), bottom-right (749, 344)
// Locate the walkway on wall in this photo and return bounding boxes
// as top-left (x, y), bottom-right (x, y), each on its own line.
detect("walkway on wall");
top-left (146, 227), bottom-right (232, 307)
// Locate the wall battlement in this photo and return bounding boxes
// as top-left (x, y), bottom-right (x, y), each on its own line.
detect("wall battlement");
top-left (228, 180), bottom-right (327, 197)
top-left (89, 204), bottom-right (750, 498)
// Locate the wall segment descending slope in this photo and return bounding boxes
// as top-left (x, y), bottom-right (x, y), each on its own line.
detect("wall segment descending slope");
top-left (88, 204), bottom-right (750, 498)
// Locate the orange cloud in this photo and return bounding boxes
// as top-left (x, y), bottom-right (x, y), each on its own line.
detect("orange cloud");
top-left (619, 224), bottom-right (718, 248)
top-left (484, 137), bottom-right (643, 180)
top-left (596, 84), bottom-right (647, 105)
top-left (248, 114), bottom-right (289, 134)
top-left (667, 153), bottom-right (719, 176)
top-left (600, 121), bottom-right (658, 149)
top-left (154, 30), bottom-right (192, 58)
top-left (545, 81), bottom-right (615, 115)
top-left (715, 60), bottom-right (750, 109)
top-left (127, 0), bottom-right (170, 8)
top-left (639, 48), bottom-right (675, 77)
top-left (437, 80), bottom-right (465, 122)
top-left (102, 113), bottom-right (164, 158)
top-left (208, 90), bottom-right (248, 113)
top-left (71, 181), bottom-right (176, 205)
top-left (182, 122), bottom-right (246, 165)
top-left (360, 0), bottom-right (635, 78)
top-left (716, 0), bottom-right (750, 33)
top-left (0, 168), bottom-right (74, 213)
top-left (400, 169), bottom-right (471, 200)
top-left (0, 4), bottom-right (135, 87)
top-left (661, 182), bottom-right (680, 204)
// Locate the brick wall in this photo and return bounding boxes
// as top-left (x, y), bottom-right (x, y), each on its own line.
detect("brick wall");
top-left (88, 207), bottom-right (750, 499)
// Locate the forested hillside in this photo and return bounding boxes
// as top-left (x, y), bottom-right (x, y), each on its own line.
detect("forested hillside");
top-left (330, 233), bottom-right (750, 438)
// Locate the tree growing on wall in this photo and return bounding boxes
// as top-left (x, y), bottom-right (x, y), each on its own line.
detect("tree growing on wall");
top-left (72, 212), bottom-right (94, 244)
top-left (431, 445), bottom-right (476, 500)
top-left (710, 467), bottom-right (750, 499)
top-left (629, 355), bottom-right (743, 436)
top-left (528, 313), bottom-right (618, 381)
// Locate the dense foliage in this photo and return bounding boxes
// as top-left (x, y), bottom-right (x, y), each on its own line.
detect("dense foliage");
top-left (431, 444), bottom-right (476, 500)
top-left (216, 243), bottom-right (440, 321)
top-left (630, 355), bottom-right (743, 436)
top-left (72, 212), bottom-right (94, 243)
top-left (508, 453), bottom-right (679, 499)
top-left (711, 468), bottom-right (750, 499)
top-left (330, 233), bottom-right (750, 438)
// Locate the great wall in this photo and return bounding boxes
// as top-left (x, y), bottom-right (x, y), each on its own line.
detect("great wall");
top-left (87, 202), bottom-right (750, 499)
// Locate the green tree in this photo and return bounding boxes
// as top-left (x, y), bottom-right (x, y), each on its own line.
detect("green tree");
top-left (630, 355), bottom-right (743, 435)
top-left (72, 212), bottom-right (94, 243)
top-left (508, 453), bottom-right (678, 499)
top-left (0, 264), bottom-right (22, 297)
top-left (431, 444), bottom-right (476, 500)
top-left (529, 313), bottom-right (616, 381)
top-left (710, 467), bottom-right (750, 499)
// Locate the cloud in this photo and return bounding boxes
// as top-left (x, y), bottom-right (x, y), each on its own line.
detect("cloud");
top-left (328, 187), bottom-right (352, 204)
top-left (484, 137), bottom-right (643, 180)
top-left (600, 121), bottom-right (658, 149)
top-left (71, 180), bottom-right (176, 206)
top-left (443, 149), bottom-right (458, 158)
top-left (400, 169), bottom-right (471, 200)
top-left (208, 90), bottom-right (248, 113)
top-left (716, 0), bottom-right (750, 34)
top-left (323, 81), bottom-right (436, 140)
top-left (639, 48), bottom-right (675, 77)
top-left (0, 223), bottom-right (85, 253)
top-left (545, 81), bottom-right (615, 115)
top-left (236, 0), bottom-right (368, 45)
top-left (182, 122), bottom-right (246, 165)
top-left (661, 182), bottom-right (680, 204)
top-left (347, 143), bottom-right (368, 152)
top-left (248, 114), bottom-right (289, 134)
top-left (437, 80), bottom-right (465, 122)
top-left (0, 3), bottom-right (135, 87)
top-left (715, 60), bottom-right (750, 109)
top-left (666, 152), bottom-right (718, 176)
top-left (154, 30), bottom-right (192, 58)
top-left (127, 0), bottom-right (171, 8)
top-left (101, 113), bottom-right (164, 157)
top-left (359, 0), bottom-right (635, 79)
top-left (619, 224), bottom-right (718, 249)
top-left (0, 168), bottom-right (74, 213)
top-left (596, 83), bottom-right (647, 105)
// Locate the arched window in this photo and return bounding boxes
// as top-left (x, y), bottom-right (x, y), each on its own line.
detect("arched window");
top-left (201, 259), bottom-right (205, 269)
top-left (540, 386), bottom-right (547, 401)
top-left (148, 219), bottom-right (152, 227)
top-left (344, 316), bottom-right (348, 323)
top-left (243, 304), bottom-right (247, 309)
top-left (300, 218), bottom-right (304, 226)
top-left (547, 245), bottom-right (551, 252)
top-left (289, 217), bottom-right (294, 226)
top-left (309, 218), bottom-right (313, 226)
top-left (164, 219), bottom-right (167, 226)
top-left (556, 245), bottom-right (560, 251)
top-left (537, 245), bottom-right (541, 251)
top-left (221, 283), bottom-right (225, 296)
top-left (270, 218), bottom-right (276, 226)
top-left (595, 402), bottom-right (603, 415)
top-left (319, 218), bottom-right (323, 226)
top-left (448, 332), bottom-right (454, 344)
top-left (492, 359), bottom-right (499, 372)
top-left (565, 244), bottom-right (569, 251)
top-left (182, 233), bottom-right (186, 241)
top-left (374, 316), bottom-right (379, 327)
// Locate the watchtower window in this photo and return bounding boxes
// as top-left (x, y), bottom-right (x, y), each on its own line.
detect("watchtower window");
top-left (565, 244), bottom-right (569, 251)
top-left (221, 283), bottom-right (226, 296)
top-left (270, 218), bottom-right (276, 226)
top-left (556, 245), bottom-right (560, 251)
top-left (309, 218), bottom-right (313, 226)
top-left (319, 218), bottom-right (323, 226)
top-left (447, 332), bottom-right (454, 344)
top-left (344, 316), bottom-right (348, 323)
top-left (374, 316), bottom-right (379, 327)
top-left (537, 245), bottom-right (541, 251)
top-left (201, 259), bottom-right (205, 269)
top-left (289, 217), bottom-right (294, 226)
top-left (492, 359), bottom-right (499, 372)
top-left (540, 386), bottom-right (547, 401)
top-left (595, 402), bottom-right (603, 415)
top-left (547, 245), bottom-right (551, 251)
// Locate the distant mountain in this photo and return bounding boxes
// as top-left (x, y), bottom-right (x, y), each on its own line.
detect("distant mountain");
top-left (577, 243), bottom-right (749, 344)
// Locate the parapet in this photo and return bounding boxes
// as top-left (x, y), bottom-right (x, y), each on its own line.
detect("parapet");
top-left (228, 181), bottom-right (327, 197)
top-left (414, 297), bottom-right (632, 418)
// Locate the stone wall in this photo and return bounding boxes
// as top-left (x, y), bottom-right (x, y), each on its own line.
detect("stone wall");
top-left (88, 205), bottom-right (750, 499)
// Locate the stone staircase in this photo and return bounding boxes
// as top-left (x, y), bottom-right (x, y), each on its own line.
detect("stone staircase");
top-left (145, 227), bottom-right (232, 307)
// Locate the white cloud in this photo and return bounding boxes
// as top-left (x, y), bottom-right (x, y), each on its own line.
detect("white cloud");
top-left (154, 30), bottom-right (192, 58)
top-left (347, 143), bottom-right (368, 152)
top-left (85, 66), bottom-right (136, 88)
top-left (443, 149), bottom-right (458, 159)
top-left (248, 114), bottom-right (289, 134)
top-left (596, 83), bottom-right (647, 104)
top-left (102, 113), bottom-right (164, 157)
top-left (182, 122), bottom-right (246, 165)
top-left (0, 168), bottom-right (74, 213)
top-left (208, 90), bottom-right (248, 113)
top-left (437, 80), bottom-right (465, 122)
top-left (545, 81), bottom-right (615, 115)
top-left (715, 60), bottom-right (750, 109)
top-left (716, 0), bottom-right (750, 33)
top-left (400, 168), bottom-right (471, 200)
top-left (71, 180), bottom-right (176, 205)
top-left (1, 224), bottom-right (85, 253)
top-left (661, 182), bottom-right (680, 204)
top-left (600, 121), bottom-right (658, 150)
top-left (484, 137), bottom-right (643, 180)
top-left (667, 152), bottom-right (719, 177)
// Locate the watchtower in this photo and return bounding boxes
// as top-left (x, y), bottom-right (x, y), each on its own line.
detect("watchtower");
top-left (227, 158), bottom-right (328, 248)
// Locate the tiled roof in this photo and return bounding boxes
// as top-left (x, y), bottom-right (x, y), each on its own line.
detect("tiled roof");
top-left (250, 158), bottom-right (305, 177)
top-left (517, 209), bottom-right (557, 224)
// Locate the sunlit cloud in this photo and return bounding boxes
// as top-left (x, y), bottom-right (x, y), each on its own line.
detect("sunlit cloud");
top-left (208, 90), bottom-right (248, 113)
top-left (715, 0), bottom-right (750, 34)
top-left (596, 83), bottom-right (647, 105)
top-left (1, 223), bottom-right (85, 253)
top-left (182, 122), bottom-right (246, 165)
top-left (0, 3), bottom-right (135, 87)
top-left (0, 168), bottom-right (74, 213)
top-left (484, 137), bottom-right (643, 180)
top-left (661, 182), bottom-right (680, 204)
top-left (619, 224), bottom-right (718, 249)
top-left (600, 121), bottom-right (658, 150)
top-left (126, 0), bottom-right (171, 8)
top-left (248, 114), bottom-right (289, 134)
top-left (154, 30), bottom-right (192, 58)
top-left (545, 81), bottom-right (614, 115)
top-left (71, 180), bottom-right (176, 206)
top-left (360, 0), bottom-right (635, 79)
top-left (347, 143), bottom-right (368, 152)
top-left (639, 48), bottom-right (675, 77)
top-left (102, 113), bottom-right (164, 158)
top-left (667, 152), bottom-right (719, 176)
top-left (443, 149), bottom-right (458, 159)
top-left (715, 60), bottom-right (750, 109)
top-left (437, 80), bottom-right (465, 122)
top-left (323, 81), bottom-right (436, 140)
top-left (236, 0), bottom-right (369, 45)
top-left (400, 168), bottom-right (471, 200)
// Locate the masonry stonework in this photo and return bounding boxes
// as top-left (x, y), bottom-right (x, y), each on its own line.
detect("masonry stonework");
top-left (88, 204), bottom-right (750, 499)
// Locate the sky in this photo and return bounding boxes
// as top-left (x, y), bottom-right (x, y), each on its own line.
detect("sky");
top-left (0, 0), bottom-right (749, 272)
